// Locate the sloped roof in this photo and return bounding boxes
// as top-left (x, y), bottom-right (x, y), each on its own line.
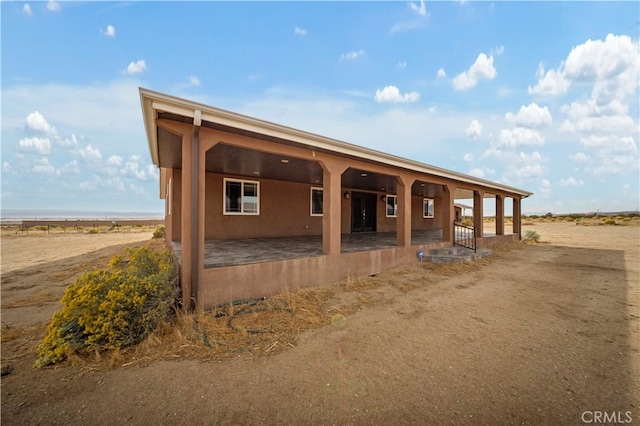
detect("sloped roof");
top-left (139, 88), bottom-right (532, 198)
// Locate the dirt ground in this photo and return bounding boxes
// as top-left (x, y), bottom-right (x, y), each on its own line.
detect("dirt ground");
top-left (1, 221), bottom-right (638, 425)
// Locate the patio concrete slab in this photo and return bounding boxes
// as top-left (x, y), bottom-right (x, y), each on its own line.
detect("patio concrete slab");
top-left (172, 230), bottom-right (444, 268)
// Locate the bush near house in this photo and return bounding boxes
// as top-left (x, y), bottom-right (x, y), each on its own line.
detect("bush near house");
top-left (523, 230), bottom-right (541, 243)
top-left (35, 247), bottom-right (178, 368)
top-left (152, 225), bottom-right (166, 239)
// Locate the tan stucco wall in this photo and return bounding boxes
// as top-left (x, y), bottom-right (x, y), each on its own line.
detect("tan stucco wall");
top-left (196, 243), bottom-right (451, 308)
top-left (178, 173), bottom-right (448, 239)
top-left (204, 173), bottom-right (323, 239)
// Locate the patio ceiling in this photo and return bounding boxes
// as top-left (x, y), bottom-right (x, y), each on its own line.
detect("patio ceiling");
top-left (156, 116), bottom-right (502, 199)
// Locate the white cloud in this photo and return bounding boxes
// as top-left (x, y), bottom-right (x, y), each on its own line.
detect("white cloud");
top-left (560, 177), bottom-right (584, 187)
top-left (107, 155), bottom-right (123, 166)
top-left (564, 34), bottom-right (637, 83)
top-left (189, 76), bottom-right (201, 86)
top-left (463, 153), bottom-right (474, 162)
top-left (374, 85), bottom-right (420, 103)
top-left (46, 1), bottom-right (60, 12)
top-left (340, 50), bottom-right (365, 61)
top-left (3, 162), bottom-right (14, 174)
top-left (123, 155), bottom-right (148, 180)
top-left (436, 68), bottom-right (446, 79)
top-left (103, 25), bottom-right (116, 37)
top-left (79, 144), bottom-right (102, 162)
top-left (465, 119), bottom-right (482, 140)
top-left (578, 135), bottom-right (639, 177)
top-left (294, 26), bottom-right (307, 36)
top-left (559, 114), bottom-right (635, 133)
top-left (80, 176), bottom-right (125, 192)
top-left (31, 157), bottom-right (56, 176)
top-left (147, 164), bottom-right (159, 181)
top-left (528, 64), bottom-right (570, 96)
top-left (569, 152), bottom-right (591, 163)
top-left (124, 60), bottom-right (147, 75)
top-left (505, 103), bottom-right (552, 128)
top-left (528, 34), bottom-right (638, 102)
top-left (539, 178), bottom-right (552, 197)
top-left (409, 0), bottom-right (427, 16)
top-left (493, 45), bottom-right (505, 56)
top-left (57, 134), bottom-right (79, 149)
top-left (498, 128), bottom-right (545, 148)
top-left (18, 137), bottom-right (52, 155)
top-left (452, 53), bottom-right (497, 91)
top-left (25, 111), bottom-right (58, 138)
top-left (560, 99), bottom-right (628, 122)
top-left (397, 61), bottom-right (407, 69)
top-left (580, 135), bottom-right (638, 155)
top-left (469, 167), bottom-right (485, 178)
top-left (23, 4), bottom-right (32, 15)
top-left (59, 160), bottom-right (80, 176)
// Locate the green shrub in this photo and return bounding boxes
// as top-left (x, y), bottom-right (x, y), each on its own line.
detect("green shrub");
top-left (35, 247), bottom-right (178, 368)
top-left (523, 230), bottom-right (540, 243)
top-left (152, 225), bottom-right (165, 239)
top-left (603, 218), bottom-right (617, 226)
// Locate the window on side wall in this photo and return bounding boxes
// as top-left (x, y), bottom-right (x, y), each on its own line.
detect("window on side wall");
top-left (423, 198), bottom-right (434, 218)
top-left (386, 195), bottom-right (397, 217)
top-left (224, 178), bottom-right (260, 215)
top-left (311, 187), bottom-right (323, 216)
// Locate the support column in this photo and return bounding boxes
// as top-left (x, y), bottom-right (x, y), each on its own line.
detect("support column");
top-left (180, 134), bottom-right (195, 308)
top-left (164, 168), bottom-right (174, 249)
top-left (397, 175), bottom-right (415, 247)
top-left (321, 160), bottom-right (347, 255)
top-left (513, 197), bottom-right (522, 239)
top-left (442, 184), bottom-right (456, 243)
top-left (496, 194), bottom-right (504, 235)
top-left (473, 190), bottom-right (484, 238)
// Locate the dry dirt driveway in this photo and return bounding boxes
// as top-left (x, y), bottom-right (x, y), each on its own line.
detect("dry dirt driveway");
top-left (1, 222), bottom-right (638, 425)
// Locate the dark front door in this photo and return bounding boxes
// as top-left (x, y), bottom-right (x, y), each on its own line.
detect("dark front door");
top-left (351, 192), bottom-right (377, 232)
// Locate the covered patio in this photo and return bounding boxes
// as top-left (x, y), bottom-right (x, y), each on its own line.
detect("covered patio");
top-left (140, 88), bottom-right (532, 308)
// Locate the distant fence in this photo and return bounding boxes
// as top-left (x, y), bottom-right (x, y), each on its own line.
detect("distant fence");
top-left (4, 219), bottom-right (163, 232)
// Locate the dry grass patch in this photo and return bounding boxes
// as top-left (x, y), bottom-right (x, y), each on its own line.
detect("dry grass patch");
top-left (117, 286), bottom-right (335, 365)
top-left (342, 274), bottom-right (379, 292)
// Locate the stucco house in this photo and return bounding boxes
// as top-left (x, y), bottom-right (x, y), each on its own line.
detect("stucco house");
top-left (139, 88), bottom-right (532, 308)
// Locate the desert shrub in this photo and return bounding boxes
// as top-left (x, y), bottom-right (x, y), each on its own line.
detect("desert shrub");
top-left (35, 247), bottom-right (178, 368)
top-left (523, 230), bottom-right (540, 243)
top-left (603, 218), bottom-right (617, 226)
top-left (152, 225), bottom-right (165, 239)
top-left (87, 227), bottom-right (100, 234)
top-left (461, 218), bottom-right (473, 227)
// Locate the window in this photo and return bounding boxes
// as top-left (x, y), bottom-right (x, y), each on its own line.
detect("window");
top-left (224, 178), bottom-right (259, 215)
top-left (311, 187), bottom-right (323, 216)
top-left (423, 198), bottom-right (434, 218)
top-left (386, 195), bottom-right (397, 217)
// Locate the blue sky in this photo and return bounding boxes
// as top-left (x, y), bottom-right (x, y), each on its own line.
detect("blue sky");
top-left (2, 1), bottom-right (639, 215)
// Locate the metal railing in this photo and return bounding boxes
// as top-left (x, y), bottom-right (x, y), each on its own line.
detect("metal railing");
top-left (454, 221), bottom-right (476, 252)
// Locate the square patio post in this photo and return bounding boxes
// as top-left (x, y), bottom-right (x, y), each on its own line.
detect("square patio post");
top-left (180, 132), bottom-right (195, 308)
top-left (442, 184), bottom-right (456, 243)
top-left (496, 194), bottom-right (504, 235)
top-left (473, 190), bottom-right (484, 238)
top-left (513, 197), bottom-right (522, 239)
top-left (397, 175), bottom-right (414, 247)
top-left (321, 160), bottom-right (347, 255)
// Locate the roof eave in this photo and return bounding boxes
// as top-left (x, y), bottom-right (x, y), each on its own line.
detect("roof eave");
top-left (139, 87), bottom-right (533, 198)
